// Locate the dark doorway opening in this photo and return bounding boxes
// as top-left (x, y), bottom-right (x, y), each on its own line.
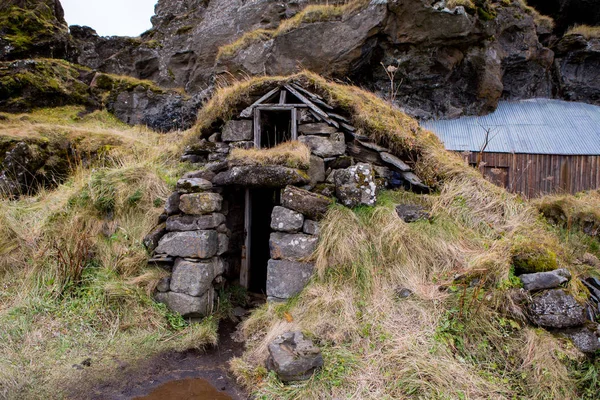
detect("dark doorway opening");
top-left (259, 110), bottom-right (292, 148)
top-left (246, 188), bottom-right (280, 294)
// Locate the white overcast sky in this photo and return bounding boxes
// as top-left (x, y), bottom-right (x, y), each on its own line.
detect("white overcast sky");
top-left (61, 0), bottom-right (158, 37)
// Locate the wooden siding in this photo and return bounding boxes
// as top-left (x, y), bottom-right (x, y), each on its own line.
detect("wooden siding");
top-left (460, 152), bottom-right (600, 198)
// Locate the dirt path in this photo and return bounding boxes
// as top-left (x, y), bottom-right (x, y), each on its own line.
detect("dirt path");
top-left (86, 320), bottom-right (249, 400)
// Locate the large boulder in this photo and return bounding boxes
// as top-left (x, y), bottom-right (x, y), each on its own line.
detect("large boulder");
top-left (281, 185), bottom-right (332, 220)
top-left (266, 331), bottom-right (323, 382)
top-left (270, 232), bottom-right (318, 261)
top-left (334, 163), bottom-right (377, 208)
top-left (527, 289), bottom-right (587, 329)
top-left (519, 268), bottom-right (571, 291)
top-left (170, 257), bottom-right (223, 297)
top-left (212, 166), bottom-right (309, 187)
top-left (155, 230), bottom-right (218, 259)
top-left (270, 206), bottom-right (304, 233)
top-left (267, 259), bottom-right (314, 299)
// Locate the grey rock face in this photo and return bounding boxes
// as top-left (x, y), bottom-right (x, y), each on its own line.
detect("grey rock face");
top-left (527, 289), bottom-right (587, 328)
top-left (267, 259), bottom-right (314, 299)
top-left (221, 120), bottom-right (253, 142)
top-left (143, 223), bottom-right (167, 252)
top-left (176, 178), bottom-right (212, 193)
top-left (299, 133), bottom-right (346, 158)
top-left (212, 166), bottom-right (309, 187)
top-left (519, 268), bottom-right (571, 291)
top-left (334, 163), bottom-right (377, 208)
top-left (155, 230), bottom-right (218, 259)
top-left (270, 232), bottom-right (318, 261)
top-left (170, 257), bottom-right (222, 296)
top-left (266, 331), bottom-right (323, 382)
top-left (281, 185), bottom-right (332, 220)
top-left (179, 193), bottom-right (223, 215)
top-left (395, 204), bottom-right (431, 223)
top-left (554, 36), bottom-right (600, 106)
top-left (303, 220), bottom-right (320, 236)
top-left (270, 206), bottom-right (304, 233)
top-left (166, 213), bottom-right (226, 231)
top-left (160, 290), bottom-right (212, 318)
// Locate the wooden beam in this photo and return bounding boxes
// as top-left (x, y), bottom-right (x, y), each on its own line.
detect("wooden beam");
top-left (309, 109), bottom-right (323, 122)
top-left (291, 106), bottom-right (298, 140)
top-left (255, 104), bottom-right (307, 110)
top-left (290, 82), bottom-right (324, 101)
top-left (253, 108), bottom-right (261, 149)
top-left (240, 189), bottom-right (251, 289)
top-left (279, 89), bottom-right (287, 104)
top-left (240, 87), bottom-right (280, 118)
top-left (327, 112), bottom-right (351, 124)
top-left (283, 84), bottom-right (339, 128)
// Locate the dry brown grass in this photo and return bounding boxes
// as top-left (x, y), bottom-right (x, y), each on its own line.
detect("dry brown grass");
top-left (228, 141), bottom-right (311, 169)
top-left (565, 24), bottom-right (600, 39)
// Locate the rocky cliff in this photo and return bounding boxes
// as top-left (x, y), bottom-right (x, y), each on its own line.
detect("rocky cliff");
top-left (1, 0), bottom-right (599, 125)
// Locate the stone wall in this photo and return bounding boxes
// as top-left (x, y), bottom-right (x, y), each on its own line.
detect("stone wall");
top-left (146, 98), bottom-right (430, 316)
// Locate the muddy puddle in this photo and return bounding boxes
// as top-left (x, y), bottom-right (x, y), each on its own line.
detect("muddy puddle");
top-left (134, 378), bottom-right (233, 400)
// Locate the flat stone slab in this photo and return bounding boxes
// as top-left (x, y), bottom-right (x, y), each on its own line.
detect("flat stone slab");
top-left (170, 257), bottom-right (223, 297)
top-left (270, 232), bottom-right (318, 261)
top-left (271, 206), bottom-right (304, 233)
top-left (166, 213), bottom-right (226, 231)
top-left (380, 152), bottom-right (411, 172)
top-left (155, 230), bottom-right (218, 259)
top-left (298, 122), bottom-right (338, 135)
top-left (266, 331), bottom-right (323, 382)
top-left (213, 166), bottom-right (309, 188)
top-left (281, 185), bottom-right (332, 220)
top-left (176, 178), bottom-right (212, 193)
top-left (519, 268), bottom-right (571, 291)
top-left (179, 192), bottom-right (223, 215)
top-left (267, 259), bottom-right (315, 299)
top-left (527, 289), bottom-right (587, 329)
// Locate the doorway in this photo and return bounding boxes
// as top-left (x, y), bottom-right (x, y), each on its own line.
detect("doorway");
top-left (242, 188), bottom-right (280, 294)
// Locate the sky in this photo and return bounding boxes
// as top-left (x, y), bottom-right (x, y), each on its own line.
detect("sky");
top-left (61, 0), bottom-right (158, 37)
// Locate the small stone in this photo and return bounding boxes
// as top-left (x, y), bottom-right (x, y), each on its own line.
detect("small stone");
top-left (218, 233), bottom-right (229, 255)
top-left (303, 220), bottom-right (320, 235)
top-left (527, 289), bottom-right (587, 329)
top-left (561, 324), bottom-right (600, 354)
top-left (327, 156), bottom-right (353, 169)
top-left (166, 213), bottom-right (226, 231)
top-left (204, 161), bottom-right (228, 173)
top-left (380, 152), bottom-right (412, 172)
top-left (266, 259), bottom-right (315, 299)
top-left (270, 232), bottom-right (318, 261)
top-left (164, 192), bottom-right (180, 215)
top-left (519, 269), bottom-right (571, 291)
top-left (281, 185), bottom-right (332, 220)
top-left (179, 192), bottom-right (223, 215)
top-left (155, 231), bottom-right (218, 259)
top-left (183, 170), bottom-right (216, 181)
top-left (266, 331), bottom-right (323, 382)
top-left (143, 223), bottom-right (166, 252)
top-left (395, 204), bottom-right (431, 223)
top-left (176, 178), bottom-right (212, 193)
top-left (222, 120), bottom-right (253, 142)
top-left (395, 287), bottom-right (413, 298)
top-left (156, 277), bottom-right (171, 292)
top-left (270, 206), bottom-right (304, 233)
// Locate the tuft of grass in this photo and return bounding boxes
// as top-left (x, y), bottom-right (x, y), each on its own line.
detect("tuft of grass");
top-left (565, 24), bottom-right (600, 39)
top-left (228, 141), bottom-right (311, 169)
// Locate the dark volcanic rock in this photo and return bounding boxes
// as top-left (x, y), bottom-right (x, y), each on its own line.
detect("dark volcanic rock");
top-left (527, 289), bottom-right (587, 329)
top-left (528, 0), bottom-right (600, 33)
top-left (519, 268), bottom-right (571, 291)
top-left (395, 204), bottom-right (431, 223)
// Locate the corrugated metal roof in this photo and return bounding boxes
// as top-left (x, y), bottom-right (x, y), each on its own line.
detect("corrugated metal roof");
top-left (421, 99), bottom-right (600, 155)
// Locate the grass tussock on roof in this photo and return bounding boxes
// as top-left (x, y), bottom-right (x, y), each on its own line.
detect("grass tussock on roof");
top-left (228, 141), bottom-right (311, 169)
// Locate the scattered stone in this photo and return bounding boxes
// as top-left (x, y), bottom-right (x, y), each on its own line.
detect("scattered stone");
top-left (176, 178), bottom-right (213, 193)
top-left (267, 260), bottom-right (315, 299)
top-left (303, 220), bottom-right (320, 236)
top-left (334, 163), bottom-right (377, 207)
top-left (166, 213), bottom-right (226, 231)
top-left (266, 331), bottom-right (323, 382)
top-left (270, 232), bottom-right (318, 261)
top-left (143, 223), bottom-right (166, 252)
top-left (221, 120), bottom-right (253, 142)
top-left (527, 289), bottom-right (587, 329)
top-left (298, 123), bottom-right (338, 135)
top-left (164, 192), bottom-right (181, 215)
top-left (270, 206), bottom-right (304, 233)
top-left (156, 277), bottom-right (171, 292)
top-left (183, 169), bottom-right (216, 182)
top-left (170, 257), bottom-right (222, 297)
top-left (562, 324), bottom-right (600, 354)
top-left (213, 166), bottom-right (309, 187)
top-left (519, 268), bottom-right (571, 291)
top-left (218, 233), bottom-right (229, 255)
top-left (155, 230), bottom-right (218, 259)
top-left (281, 185), bottom-right (332, 220)
top-left (357, 140), bottom-right (388, 153)
top-left (395, 204), bottom-right (431, 223)
top-left (179, 192), bottom-right (223, 215)
top-left (380, 152), bottom-right (412, 172)
top-left (395, 287), bottom-right (413, 298)
top-left (299, 132), bottom-right (346, 157)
